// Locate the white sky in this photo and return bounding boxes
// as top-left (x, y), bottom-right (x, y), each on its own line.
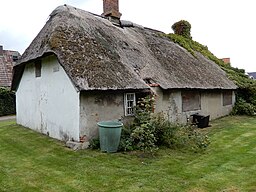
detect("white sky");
top-left (0, 0), bottom-right (255, 72)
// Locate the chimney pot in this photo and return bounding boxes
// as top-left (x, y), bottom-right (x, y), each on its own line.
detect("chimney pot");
top-left (0, 45), bottom-right (3, 56)
top-left (222, 58), bottom-right (231, 64)
top-left (102, 0), bottom-right (122, 21)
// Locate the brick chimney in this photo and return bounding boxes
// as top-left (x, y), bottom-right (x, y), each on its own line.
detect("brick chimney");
top-left (102, 0), bottom-right (122, 24)
top-left (222, 58), bottom-right (231, 64)
top-left (0, 45), bottom-right (3, 56)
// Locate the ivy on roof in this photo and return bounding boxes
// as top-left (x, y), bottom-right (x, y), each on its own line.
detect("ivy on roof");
top-left (165, 20), bottom-right (256, 115)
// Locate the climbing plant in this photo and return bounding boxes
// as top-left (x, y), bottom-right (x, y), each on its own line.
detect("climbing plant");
top-left (166, 21), bottom-right (256, 115)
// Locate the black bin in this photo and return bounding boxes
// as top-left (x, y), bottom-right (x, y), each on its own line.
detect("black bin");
top-left (191, 114), bottom-right (210, 128)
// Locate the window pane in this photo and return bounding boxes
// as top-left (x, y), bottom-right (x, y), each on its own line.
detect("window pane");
top-left (127, 101), bottom-right (131, 107)
top-left (35, 60), bottom-right (42, 78)
top-left (127, 93), bottom-right (134, 101)
top-left (128, 108), bottom-right (132, 115)
top-left (223, 91), bottom-right (232, 106)
top-left (127, 94), bottom-right (130, 100)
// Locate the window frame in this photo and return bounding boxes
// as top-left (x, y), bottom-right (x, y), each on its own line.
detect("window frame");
top-left (223, 91), bottom-right (233, 106)
top-left (124, 93), bottom-right (136, 116)
top-left (181, 91), bottom-right (201, 112)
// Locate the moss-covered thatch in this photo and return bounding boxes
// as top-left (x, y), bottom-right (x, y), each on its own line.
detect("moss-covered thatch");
top-left (12, 5), bottom-right (236, 92)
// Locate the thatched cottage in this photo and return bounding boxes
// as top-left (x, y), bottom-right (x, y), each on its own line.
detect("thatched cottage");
top-left (11, 0), bottom-right (236, 142)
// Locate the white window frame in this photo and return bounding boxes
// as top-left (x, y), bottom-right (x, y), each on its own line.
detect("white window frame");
top-left (124, 93), bottom-right (136, 116)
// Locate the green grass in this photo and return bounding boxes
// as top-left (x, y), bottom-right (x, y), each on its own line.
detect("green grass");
top-left (1, 116), bottom-right (256, 192)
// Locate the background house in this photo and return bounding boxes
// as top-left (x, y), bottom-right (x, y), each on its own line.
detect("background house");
top-left (12, 1), bottom-right (236, 142)
top-left (0, 45), bottom-right (20, 87)
top-left (247, 72), bottom-right (256, 80)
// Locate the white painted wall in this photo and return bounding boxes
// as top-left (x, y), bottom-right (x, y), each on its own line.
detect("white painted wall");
top-left (16, 55), bottom-right (80, 141)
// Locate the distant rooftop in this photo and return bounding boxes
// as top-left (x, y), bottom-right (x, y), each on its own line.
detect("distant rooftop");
top-left (0, 45), bottom-right (20, 87)
top-left (247, 72), bottom-right (256, 80)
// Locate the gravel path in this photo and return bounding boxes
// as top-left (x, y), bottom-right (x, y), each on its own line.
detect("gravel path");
top-left (0, 115), bottom-right (16, 121)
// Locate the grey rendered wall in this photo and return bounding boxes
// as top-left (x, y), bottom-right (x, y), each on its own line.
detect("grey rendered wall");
top-left (152, 87), bottom-right (235, 124)
top-left (79, 92), bottom-right (124, 139)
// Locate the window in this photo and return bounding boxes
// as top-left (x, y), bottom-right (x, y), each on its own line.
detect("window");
top-left (223, 91), bottom-right (232, 106)
top-left (12, 55), bottom-right (19, 62)
top-left (124, 93), bottom-right (136, 116)
top-left (35, 60), bottom-right (42, 78)
top-left (182, 91), bottom-right (201, 112)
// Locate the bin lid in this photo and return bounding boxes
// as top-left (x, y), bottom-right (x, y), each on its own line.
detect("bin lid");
top-left (97, 121), bottom-right (123, 128)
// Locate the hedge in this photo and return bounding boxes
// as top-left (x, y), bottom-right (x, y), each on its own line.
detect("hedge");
top-left (0, 87), bottom-right (16, 116)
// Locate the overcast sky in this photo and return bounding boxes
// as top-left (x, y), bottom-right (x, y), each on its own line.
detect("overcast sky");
top-left (1, 0), bottom-right (255, 72)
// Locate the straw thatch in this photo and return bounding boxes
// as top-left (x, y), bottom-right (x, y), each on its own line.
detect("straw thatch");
top-left (12, 5), bottom-right (237, 91)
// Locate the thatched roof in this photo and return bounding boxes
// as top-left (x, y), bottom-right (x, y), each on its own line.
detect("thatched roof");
top-left (12, 5), bottom-right (237, 91)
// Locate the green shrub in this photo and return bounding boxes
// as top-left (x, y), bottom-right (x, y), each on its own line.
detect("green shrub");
top-left (0, 87), bottom-right (16, 116)
top-left (172, 20), bottom-right (192, 39)
top-left (130, 124), bottom-right (157, 152)
top-left (118, 126), bottom-right (134, 151)
top-left (129, 96), bottom-right (158, 152)
top-left (89, 137), bottom-right (100, 149)
top-left (151, 113), bottom-right (210, 151)
top-left (119, 96), bottom-right (210, 153)
top-left (119, 96), bottom-right (158, 153)
top-left (231, 98), bottom-right (256, 116)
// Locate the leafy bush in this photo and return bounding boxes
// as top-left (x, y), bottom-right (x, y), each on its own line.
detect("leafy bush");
top-left (151, 113), bottom-right (210, 151)
top-left (231, 98), bottom-right (256, 116)
top-left (0, 87), bottom-right (16, 116)
top-left (89, 137), bottom-right (100, 149)
top-left (127, 96), bottom-right (158, 152)
top-left (119, 96), bottom-right (210, 153)
top-left (172, 20), bottom-right (192, 39)
top-left (119, 126), bottom-right (135, 151)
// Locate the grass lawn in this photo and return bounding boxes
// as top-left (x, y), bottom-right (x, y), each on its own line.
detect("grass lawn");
top-left (0, 116), bottom-right (256, 192)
